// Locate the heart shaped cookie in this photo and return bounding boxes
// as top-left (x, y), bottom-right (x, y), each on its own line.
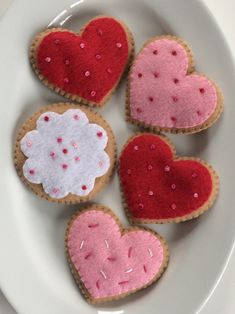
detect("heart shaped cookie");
top-left (127, 36), bottom-right (223, 133)
top-left (119, 133), bottom-right (219, 223)
top-left (66, 205), bottom-right (168, 303)
top-left (30, 16), bottom-right (134, 107)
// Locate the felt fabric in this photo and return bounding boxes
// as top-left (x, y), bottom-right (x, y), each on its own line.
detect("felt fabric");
top-left (129, 39), bottom-right (217, 128)
top-left (67, 209), bottom-right (164, 299)
top-left (36, 17), bottom-right (129, 104)
top-left (20, 109), bottom-right (110, 198)
top-left (119, 134), bottom-right (213, 220)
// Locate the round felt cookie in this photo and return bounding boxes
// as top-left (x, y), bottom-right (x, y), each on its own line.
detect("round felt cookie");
top-left (127, 35), bottom-right (223, 134)
top-left (119, 133), bottom-right (219, 223)
top-left (66, 205), bottom-right (169, 303)
top-left (30, 16), bottom-right (134, 107)
top-left (14, 103), bottom-right (116, 203)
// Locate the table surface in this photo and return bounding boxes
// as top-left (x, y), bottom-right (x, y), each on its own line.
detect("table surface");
top-left (0, 0), bottom-right (234, 313)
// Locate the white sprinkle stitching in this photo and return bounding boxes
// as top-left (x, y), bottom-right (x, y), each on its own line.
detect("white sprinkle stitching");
top-left (125, 268), bottom-right (133, 273)
top-left (100, 270), bottom-right (107, 279)
top-left (148, 248), bottom-right (153, 257)
top-left (104, 239), bottom-right (109, 249)
top-left (79, 240), bottom-right (84, 250)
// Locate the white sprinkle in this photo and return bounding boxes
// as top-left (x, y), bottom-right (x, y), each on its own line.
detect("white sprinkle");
top-left (100, 270), bottom-right (107, 279)
top-left (125, 268), bottom-right (133, 273)
top-left (116, 42), bottom-right (122, 48)
top-left (148, 248), bottom-right (153, 258)
top-left (45, 57), bottom-right (51, 63)
top-left (104, 239), bottom-right (109, 249)
top-left (79, 240), bottom-right (84, 250)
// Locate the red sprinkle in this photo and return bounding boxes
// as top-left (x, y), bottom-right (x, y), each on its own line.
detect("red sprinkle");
top-left (197, 110), bottom-right (201, 116)
top-left (174, 78), bottom-right (179, 84)
top-left (149, 96), bottom-right (154, 102)
top-left (44, 116), bottom-right (49, 122)
top-left (153, 50), bottom-right (158, 55)
top-left (137, 107), bottom-right (142, 113)
top-left (74, 114), bottom-right (79, 120)
top-left (171, 116), bottom-right (177, 122)
top-left (138, 73), bottom-right (143, 78)
top-left (107, 257), bottom-right (116, 262)
top-left (84, 252), bottom-right (92, 260)
top-left (88, 223), bottom-right (99, 228)
top-left (154, 72), bottom-right (159, 78)
top-left (128, 247), bottom-right (132, 258)
top-left (62, 148), bottom-right (68, 154)
top-left (62, 164), bottom-right (68, 169)
top-left (96, 280), bottom-right (100, 289)
top-left (199, 88), bottom-right (205, 94)
top-left (172, 96), bottom-right (178, 102)
top-left (143, 265), bottom-right (147, 273)
top-left (118, 281), bottom-right (129, 285)
top-left (172, 50), bottom-right (177, 56)
top-left (97, 132), bottom-right (103, 137)
top-left (29, 169), bottom-right (35, 175)
top-left (82, 185), bottom-right (87, 190)
top-left (57, 137), bottom-right (62, 143)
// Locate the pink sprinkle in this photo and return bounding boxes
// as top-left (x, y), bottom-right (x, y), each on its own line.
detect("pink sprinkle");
top-left (138, 73), bottom-right (142, 78)
top-left (164, 165), bottom-right (170, 172)
top-left (134, 145), bottom-right (139, 151)
top-left (138, 203), bottom-right (144, 210)
top-left (88, 223), bottom-right (99, 228)
top-left (116, 42), bottom-right (122, 48)
top-left (84, 70), bottom-right (90, 77)
top-left (172, 96), bottom-right (178, 102)
top-left (50, 151), bottom-right (56, 159)
top-left (154, 72), bottom-right (159, 78)
top-left (64, 77), bottom-right (69, 83)
top-left (107, 68), bottom-right (112, 74)
top-left (75, 156), bottom-right (80, 162)
top-left (96, 280), bottom-right (100, 289)
top-left (29, 169), bottom-right (35, 175)
top-left (137, 107), bottom-right (142, 113)
top-left (199, 88), bottom-right (205, 94)
top-left (64, 59), bottom-right (70, 65)
top-left (57, 137), bottom-right (62, 143)
top-left (147, 164), bottom-right (153, 171)
top-left (148, 190), bottom-right (154, 196)
top-left (171, 183), bottom-right (176, 190)
top-left (44, 115), bottom-right (49, 121)
top-left (62, 164), bottom-right (68, 170)
top-left (52, 188), bottom-right (59, 194)
top-left (72, 142), bottom-right (78, 148)
top-left (128, 247), bottom-right (132, 258)
top-left (153, 50), bottom-right (158, 55)
top-left (127, 169), bottom-right (131, 175)
top-left (172, 50), bottom-right (177, 56)
top-left (193, 193), bottom-right (199, 198)
top-left (107, 257), bottom-right (116, 262)
top-left (143, 265), bottom-right (147, 273)
top-left (26, 141), bottom-right (32, 147)
top-left (54, 39), bottom-right (60, 45)
top-left (97, 131), bottom-right (103, 138)
top-left (98, 161), bottom-right (103, 167)
top-left (174, 78), bottom-right (179, 84)
top-left (95, 54), bottom-right (101, 60)
top-left (192, 172), bottom-right (197, 178)
top-left (90, 90), bottom-right (96, 97)
top-left (84, 252), bottom-right (92, 260)
top-left (80, 42), bottom-right (85, 48)
top-left (149, 96), bottom-right (154, 102)
top-left (97, 28), bottom-right (103, 36)
top-left (62, 148), bottom-right (68, 154)
top-left (82, 185), bottom-right (87, 190)
top-left (74, 114), bottom-right (79, 120)
top-left (171, 203), bottom-right (177, 210)
top-left (150, 144), bottom-right (156, 150)
top-left (118, 281), bottom-right (129, 285)
top-left (45, 57), bottom-right (51, 63)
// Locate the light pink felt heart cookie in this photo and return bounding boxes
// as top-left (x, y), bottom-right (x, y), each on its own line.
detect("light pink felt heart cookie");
top-left (66, 206), bottom-right (168, 303)
top-left (127, 36), bottom-right (223, 134)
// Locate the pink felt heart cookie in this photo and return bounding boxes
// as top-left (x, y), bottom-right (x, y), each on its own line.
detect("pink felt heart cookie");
top-left (119, 133), bottom-right (219, 223)
top-left (127, 36), bottom-right (223, 133)
top-left (66, 205), bottom-right (169, 303)
top-left (30, 16), bottom-right (134, 107)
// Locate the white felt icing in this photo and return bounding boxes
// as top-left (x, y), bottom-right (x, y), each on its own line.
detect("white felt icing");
top-left (20, 109), bottom-right (110, 199)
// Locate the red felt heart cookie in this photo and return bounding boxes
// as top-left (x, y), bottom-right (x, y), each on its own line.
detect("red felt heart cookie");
top-left (119, 133), bottom-right (219, 223)
top-left (30, 16), bottom-right (134, 107)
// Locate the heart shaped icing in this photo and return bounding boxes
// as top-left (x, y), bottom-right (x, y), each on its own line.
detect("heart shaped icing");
top-left (127, 36), bottom-right (223, 133)
top-left (66, 206), bottom-right (168, 303)
top-left (119, 133), bottom-right (219, 223)
top-left (30, 17), bottom-right (133, 106)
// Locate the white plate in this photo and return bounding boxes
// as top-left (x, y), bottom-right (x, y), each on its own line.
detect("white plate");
top-left (0, 0), bottom-right (235, 313)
